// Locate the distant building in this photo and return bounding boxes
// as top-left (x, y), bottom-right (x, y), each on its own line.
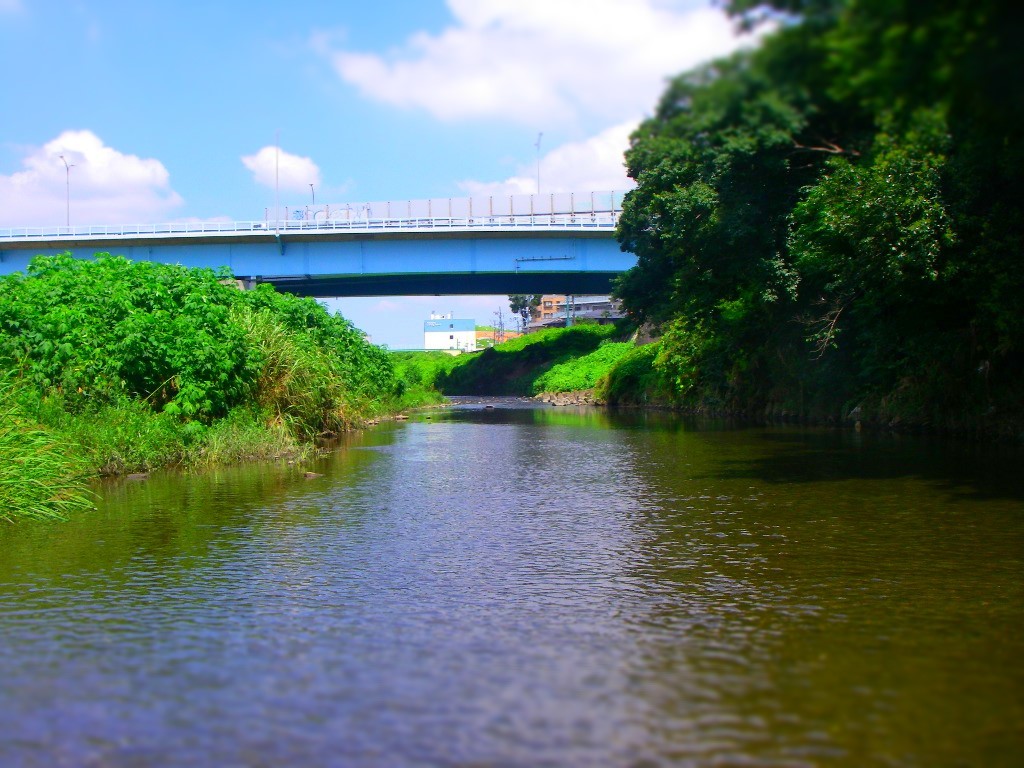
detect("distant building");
top-left (424, 312), bottom-right (476, 351)
top-left (537, 294), bottom-right (567, 323)
top-left (530, 294), bottom-right (624, 329)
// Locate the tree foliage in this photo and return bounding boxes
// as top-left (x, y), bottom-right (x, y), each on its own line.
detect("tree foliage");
top-left (615, 0), bottom-right (1023, 429)
top-left (508, 294), bottom-right (541, 331)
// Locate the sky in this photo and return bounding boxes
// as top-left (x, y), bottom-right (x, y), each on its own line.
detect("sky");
top-left (0, 0), bottom-right (755, 348)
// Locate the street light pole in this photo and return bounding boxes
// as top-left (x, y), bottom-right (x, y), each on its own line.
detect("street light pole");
top-left (310, 183), bottom-right (315, 207)
top-left (58, 154), bottom-right (74, 227)
top-left (534, 132), bottom-right (543, 195)
top-left (274, 131), bottom-right (280, 235)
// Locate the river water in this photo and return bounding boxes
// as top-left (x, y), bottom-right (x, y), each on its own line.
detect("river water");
top-left (1, 399), bottom-right (1022, 767)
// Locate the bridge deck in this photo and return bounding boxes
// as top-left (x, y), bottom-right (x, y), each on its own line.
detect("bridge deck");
top-left (0, 193), bottom-right (634, 297)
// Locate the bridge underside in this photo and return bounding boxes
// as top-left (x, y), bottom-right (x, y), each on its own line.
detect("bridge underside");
top-left (258, 270), bottom-right (619, 297)
top-left (0, 229), bottom-right (635, 298)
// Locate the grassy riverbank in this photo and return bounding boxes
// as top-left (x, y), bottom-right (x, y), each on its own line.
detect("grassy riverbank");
top-left (390, 322), bottom-right (1023, 439)
top-left (391, 323), bottom-right (638, 400)
top-left (0, 253), bottom-right (403, 521)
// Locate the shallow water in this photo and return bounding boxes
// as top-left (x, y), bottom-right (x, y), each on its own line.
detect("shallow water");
top-left (2, 399), bottom-right (1022, 766)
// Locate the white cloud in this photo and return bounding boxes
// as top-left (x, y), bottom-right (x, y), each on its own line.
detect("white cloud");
top-left (0, 130), bottom-right (183, 227)
top-left (320, 0), bottom-right (754, 125)
top-left (241, 146), bottom-right (321, 192)
top-left (460, 120), bottom-right (638, 195)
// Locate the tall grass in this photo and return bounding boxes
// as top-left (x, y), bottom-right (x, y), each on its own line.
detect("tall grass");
top-left (41, 397), bottom-right (191, 476)
top-left (235, 305), bottom-right (351, 437)
top-left (0, 377), bottom-right (94, 521)
top-left (184, 407), bottom-right (304, 467)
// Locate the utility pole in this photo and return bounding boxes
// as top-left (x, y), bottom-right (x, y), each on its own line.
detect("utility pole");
top-left (275, 131), bottom-right (280, 235)
top-left (494, 308), bottom-right (506, 346)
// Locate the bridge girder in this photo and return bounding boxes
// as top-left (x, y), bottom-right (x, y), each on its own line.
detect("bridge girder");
top-left (0, 228), bottom-right (635, 298)
top-left (256, 270), bottom-right (620, 297)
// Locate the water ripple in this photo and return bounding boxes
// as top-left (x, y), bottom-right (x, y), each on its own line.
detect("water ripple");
top-left (1, 409), bottom-right (1022, 766)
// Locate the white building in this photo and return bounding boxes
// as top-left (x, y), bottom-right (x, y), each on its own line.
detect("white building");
top-left (424, 312), bottom-right (476, 351)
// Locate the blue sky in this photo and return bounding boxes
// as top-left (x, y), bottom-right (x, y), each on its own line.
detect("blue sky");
top-left (0, 0), bottom-right (753, 347)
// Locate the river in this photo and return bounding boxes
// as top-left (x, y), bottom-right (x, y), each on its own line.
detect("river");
top-left (1, 398), bottom-right (1022, 767)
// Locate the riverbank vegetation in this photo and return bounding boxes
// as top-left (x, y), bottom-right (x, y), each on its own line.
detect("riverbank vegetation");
top-left (0, 253), bottom-right (402, 520)
top-left (390, 351), bottom-right (458, 407)
top-left (0, 375), bottom-right (94, 522)
top-left (437, 324), bottom-right (632, 396)
top-left (610, 0), bottom-right (1023, 437)
top-left (392, 324), bottom-right (636, 398)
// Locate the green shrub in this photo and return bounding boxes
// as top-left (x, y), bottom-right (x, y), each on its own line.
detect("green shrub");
top-left (532, 341), bottom-right (634, 394)
top-left (0, 253), bottom-right (250, 418)
top-left (0, 253), bottom-right (398, 426)
top-left (0, 253), bottom-right (404, 493)
top-left (391, 351), bottom-right (460, 390)
top-left (596, 343), bottom-right (672, 406)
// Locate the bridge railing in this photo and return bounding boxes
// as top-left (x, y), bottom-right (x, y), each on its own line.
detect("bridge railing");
top-left (305, 190), bottom-right (626, 222)
top-left (0, 213), bottom-right (620, 240)
top-left (0, 190), bottom-right (630, 241)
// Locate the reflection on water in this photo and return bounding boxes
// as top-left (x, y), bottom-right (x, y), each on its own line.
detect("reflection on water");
top-left (1, 400), bottom-right (1022, 766)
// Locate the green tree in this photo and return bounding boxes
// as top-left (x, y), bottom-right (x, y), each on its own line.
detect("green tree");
top-left (508, 294), bottom-right (540, 332)
top-left (615, 16), bottom-right (861, 405)
top-left (614, 0), bottom-right (1023, 425)
top-left (789, 111), bottom-right (957, 395)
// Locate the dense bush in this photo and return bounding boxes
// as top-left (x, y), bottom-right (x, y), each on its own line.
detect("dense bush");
top-left (0, 253), bottom-right (402, 519)
top-left (0, 253), bottom-right (398, 426)
top-left (0, 254), bottom-right (247, 417)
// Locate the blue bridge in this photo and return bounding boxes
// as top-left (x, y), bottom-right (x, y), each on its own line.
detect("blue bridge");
top-left (0, 191), bottom-right (634, 297)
